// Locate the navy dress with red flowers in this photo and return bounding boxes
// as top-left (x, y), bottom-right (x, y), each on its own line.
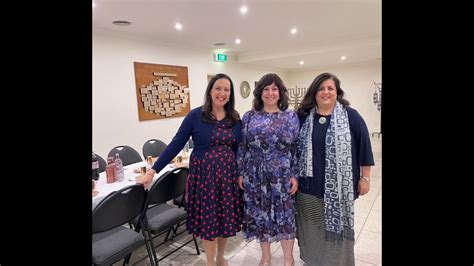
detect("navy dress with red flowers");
top-left (186, 120), bottom-right (242, 240)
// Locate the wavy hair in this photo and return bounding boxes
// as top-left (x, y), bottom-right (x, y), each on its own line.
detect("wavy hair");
top-left (296, 72), bottom-right (349, 115)
top-left (252, 73), bottom-right (289, 111)
top-left (201, 73), bottom-right (240, 125)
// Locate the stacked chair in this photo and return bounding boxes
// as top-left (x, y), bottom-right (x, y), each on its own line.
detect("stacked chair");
top-left (107, 145), bottom-right (142, 166)
top-left (92, 184), bottom-right (154, 265)
top-left (138, 167), bottom-right (200, 263)
top-left (142, 139), bottom-right (168, 159)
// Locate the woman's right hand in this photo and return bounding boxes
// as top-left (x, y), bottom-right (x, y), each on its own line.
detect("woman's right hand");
top-left (238, 176), bottom-right (245, 190)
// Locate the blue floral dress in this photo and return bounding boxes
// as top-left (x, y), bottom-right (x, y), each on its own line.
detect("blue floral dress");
top-left (237, 109), bottom-right (300, 243)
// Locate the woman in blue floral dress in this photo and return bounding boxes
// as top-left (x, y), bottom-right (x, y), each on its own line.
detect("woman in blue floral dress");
top-left (237, 73), bottom-right (300, 266)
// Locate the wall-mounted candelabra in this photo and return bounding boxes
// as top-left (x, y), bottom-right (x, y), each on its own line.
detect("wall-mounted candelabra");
top-left (288, 86), bottom-right (307, 110)
top-left (372, 82), bottom-right (382, 138)
top-left (373, 82), bottom-right (382, 111)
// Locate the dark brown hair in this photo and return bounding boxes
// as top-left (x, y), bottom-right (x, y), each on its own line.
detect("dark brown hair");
top-left (201, 73), bottom-right (240, 125)
top-left (296, 72), bottom-right (349, 115)
top-left (252, 73), bottom-right (289, 111)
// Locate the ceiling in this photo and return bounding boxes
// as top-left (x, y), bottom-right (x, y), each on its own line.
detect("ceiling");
top-left (93, 0), bottom-right (381, 71)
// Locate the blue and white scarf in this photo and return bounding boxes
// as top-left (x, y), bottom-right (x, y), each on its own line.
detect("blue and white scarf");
top-left (297, 101), bottom-right (355, 241)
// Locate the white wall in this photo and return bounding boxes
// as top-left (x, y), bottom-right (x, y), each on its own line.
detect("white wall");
top-left (286, 61), bottom-right (381, 134)
top-left (93, 30), bottom-right (380, 158)
top-left (93, 31), bottom-right (286, 158)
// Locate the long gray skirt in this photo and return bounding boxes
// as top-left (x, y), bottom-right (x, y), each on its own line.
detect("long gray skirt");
top-left (295, 191), bottom-right (355, 266)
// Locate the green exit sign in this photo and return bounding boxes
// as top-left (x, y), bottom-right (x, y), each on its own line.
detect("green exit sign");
top-left (214, 53), bottom-right (227, 62)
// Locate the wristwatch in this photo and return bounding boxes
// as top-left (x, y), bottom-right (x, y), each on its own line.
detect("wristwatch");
top-left (361, 176), bottom-right (370, 182)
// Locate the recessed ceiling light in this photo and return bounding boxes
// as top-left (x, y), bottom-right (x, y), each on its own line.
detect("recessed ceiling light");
top-left (214, 43), bottom-right (226, 46)
top-left (235, 38), bottom-right (241, 44)
top-left (291, 28), bottom-right (297, 34)
top-left (341, 56), bottom-right (346, 60)
top-left (112, 21), bottom-right (132, 26)
top-left (175, 23), bottom-right (182, 30)
top-left (240, 5), bottom-right (248, 14)
top-left (300, 61), bottom-right (304, 65)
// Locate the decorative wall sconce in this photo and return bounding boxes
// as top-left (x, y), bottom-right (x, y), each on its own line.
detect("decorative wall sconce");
top-left (373, 82), bottom-right (382, 111)
top-left (372, 82), bottom-right (382, 137)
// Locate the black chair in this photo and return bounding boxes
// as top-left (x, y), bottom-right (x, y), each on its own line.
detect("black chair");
top-left (142, 139), bottom-right (168, 159)
top-left (171, 139), bottom-right (192, 208)
top-left (92, 184), bottom-right (155, 266)
top-left (96, 153), bottom-right (107, 173)
top-left (108, 145), bottom-right (142, 166)
top-left (140, 167), bottom-right (200, 263)
top-left (172, 194), bottom-right (186, 209)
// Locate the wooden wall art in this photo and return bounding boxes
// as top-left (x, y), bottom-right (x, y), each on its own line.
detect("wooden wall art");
top-left (134, 62), bottom-right (190, 121)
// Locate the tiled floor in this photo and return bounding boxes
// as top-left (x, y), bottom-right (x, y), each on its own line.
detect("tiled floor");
top-left (124, 136), bottom-right (382, 265)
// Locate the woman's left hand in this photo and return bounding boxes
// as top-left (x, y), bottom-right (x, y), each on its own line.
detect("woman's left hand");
top-left (289, 177), bottom-right (298, 195)
top-left (137, 169), bottom-right (156, 188)
top-left (358, 178), bottom-right (370, 196)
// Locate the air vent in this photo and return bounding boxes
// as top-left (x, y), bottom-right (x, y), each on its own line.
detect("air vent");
top-left (112, 21), bottom-right (132, 26)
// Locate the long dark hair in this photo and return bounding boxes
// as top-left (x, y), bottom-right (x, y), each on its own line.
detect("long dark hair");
top-left (201, 73), bottom-right (240, 125)
top-left (252, 73), bottom-right (289, 111)
top-left (296, 72), bottom-right (349, 115)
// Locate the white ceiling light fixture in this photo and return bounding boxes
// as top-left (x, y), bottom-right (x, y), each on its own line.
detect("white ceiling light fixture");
top-left (341, 56), bottom-right (346, 60)
top-left (299, 61), bottom-right (304, 65)
top-left (175, 23), bottom-right (182, 30)
top-left (93, 3), bottom-right (96, 8)
top-left (235, 38), bottom-right (241, 44)
top-left (240, 5), bottom-right (248, 15)
top-left (291, 28), bottom-right (297, 34)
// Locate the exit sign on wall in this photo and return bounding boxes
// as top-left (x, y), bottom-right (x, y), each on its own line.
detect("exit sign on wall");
top-left (214, 53), bottom-right (227, 62)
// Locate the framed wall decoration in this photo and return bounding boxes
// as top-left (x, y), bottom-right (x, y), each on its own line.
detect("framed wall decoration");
top-left (240, 81), bottom-right (251, 98)
top-left (134, 62), bottom-right (190, 121)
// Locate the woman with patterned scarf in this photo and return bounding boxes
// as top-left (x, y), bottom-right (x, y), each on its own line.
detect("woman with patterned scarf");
top-left (295, 72), bottom-right (374, 266)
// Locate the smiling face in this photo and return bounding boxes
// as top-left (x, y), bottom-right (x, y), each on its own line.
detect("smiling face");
top-left (210, 78), bottom-right (231, 109)
top-left (261, 82), bottom-right (280, 109)
top-left (315, 79), bottom-right (337, 109)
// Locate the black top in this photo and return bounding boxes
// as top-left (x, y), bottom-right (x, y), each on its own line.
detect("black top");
top-left (298, 106), bottom-right (375, 199)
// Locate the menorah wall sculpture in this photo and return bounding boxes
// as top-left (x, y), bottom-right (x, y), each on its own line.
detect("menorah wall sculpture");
top-left (372, 82), bottom-right (382, 138)
top-left (288, 86), bottom-right (307, 110)
top-left (373, 82), bottom-right (382, 111)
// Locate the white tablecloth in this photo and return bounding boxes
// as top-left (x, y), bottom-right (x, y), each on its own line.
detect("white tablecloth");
top-left (92, 161), bottom-right (176, 209)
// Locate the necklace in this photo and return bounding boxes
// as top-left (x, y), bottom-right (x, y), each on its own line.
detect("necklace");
top-left (316, 106), bottom-right (332, 125)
